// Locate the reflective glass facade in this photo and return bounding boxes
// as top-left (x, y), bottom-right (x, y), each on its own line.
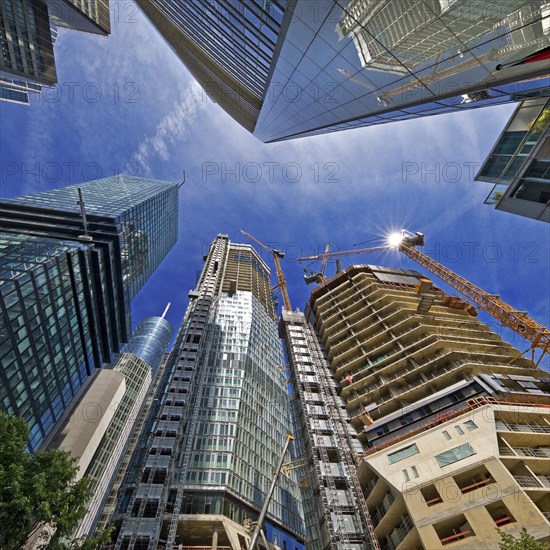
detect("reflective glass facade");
top-left (0, 233), bottom-right (94, 451)
top-left (0, 176), bottom-right (178, 452)
top-left (5, 175), bottom-right (179, 301)
top-left (136, 0), bottom-right (289, 131)
top-left (141, 0), bottom-right (550, 142)
top-left (113, 235), bottom-right (304, 550)
top-left (123, 316), bottom-right (173, 372)
top-left (255, 0), bottom-right (550, 141)
top-left (0, 0), bottom-right (55, 85)
top-left (0, 0), bottom-right (109, 103)
top-left (476, 96), bottom-right (550, 222)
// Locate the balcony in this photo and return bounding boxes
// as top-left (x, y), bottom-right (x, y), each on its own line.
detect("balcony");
top-left (453, 465), bottom-right (496, 496)
top-left (371, 492), bottom-right (396, 526)
top-left (380, 515), bottom-right (414, 550)
top-left (500, 446), bottom-right (550, 458)
top-left (434, 514), bottom-right (475, 546)
top-left (496, 421), bottom-right (550, 434)
top-left (513, 474), bottom-right (550, 489)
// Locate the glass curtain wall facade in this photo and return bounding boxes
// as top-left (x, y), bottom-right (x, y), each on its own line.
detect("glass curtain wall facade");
top-left (112, 235), bottom-right (304, 550)
top-left (2, 175), bottom-right (179, 303)
top-left (139, 0), bottom-right (550, 142)
top-left (0, 0), bottom-right (110, 103)
top-left (0, 176), bottom-right (178, 452)
top-left (135, 0), bottom-right (289, 132)
top-left (74, 316), bottom-right (173, 539)
top-left (0, 0), bottom-right (56, 85)
top-left (476, 96), bottom-right (550, 222)
top-left (0, 233), bottom-right (95, 451)
top-left (254, 0), bottom-right (550, 141)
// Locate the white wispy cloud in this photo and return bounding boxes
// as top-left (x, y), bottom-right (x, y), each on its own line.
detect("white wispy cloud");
top-left (132, 81), bottom-right (205, 173)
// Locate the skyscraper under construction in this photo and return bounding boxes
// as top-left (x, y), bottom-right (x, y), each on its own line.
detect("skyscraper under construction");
top-left (110, 235), bottom-right (305, 550)
top-left (283, 263), bottom-right (549, 549)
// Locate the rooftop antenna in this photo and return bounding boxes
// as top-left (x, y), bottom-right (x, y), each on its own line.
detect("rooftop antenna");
top-left (76, 187), bottom-right (93, 242)
top-left (161, 302), bottom-right (171, 319)
top-left (178, 170), bottom-right (186, 189)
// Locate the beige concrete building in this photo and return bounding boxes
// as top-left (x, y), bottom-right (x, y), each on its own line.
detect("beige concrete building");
top-left (358, 399), bottom-right (550, 549)
top-left (305, 264), bottom-right (549, 549)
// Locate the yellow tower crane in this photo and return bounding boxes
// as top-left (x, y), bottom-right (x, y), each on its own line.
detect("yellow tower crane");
top-left (298, 229), bottom-right (550, 361)
top-left (240, 229), bottom-right (292, 312)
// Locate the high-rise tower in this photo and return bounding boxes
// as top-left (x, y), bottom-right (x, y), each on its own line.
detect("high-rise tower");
top-left (0, 0), bottom-right (111, 104)
top-left (280, 309), bottom-right (377, 550)
top-left (111, 235), bottom-right (305, 550)
top-left (299, 264), bottom-right (549, 549)
top-left (135, 0), bottom-right (550, 142)
top-left (0, 175), bottom-right (178, 451)
top-left (476, 96), bottom-right (550, 222)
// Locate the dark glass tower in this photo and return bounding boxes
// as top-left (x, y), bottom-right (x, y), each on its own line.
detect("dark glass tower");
top-left (0, 175), bottom-right (178, 451)
top-left (111, 235), bottom-right (305, 550)
top-left (0, 0), bottom-right (110, 103)
top-left (137, 0), bottom-right (550, 142)
top-left (135, 0), bottom-right (290, 132)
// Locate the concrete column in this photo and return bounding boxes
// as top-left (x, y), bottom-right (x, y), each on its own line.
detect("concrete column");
top-left (212, 527), bottom-right (218, 550)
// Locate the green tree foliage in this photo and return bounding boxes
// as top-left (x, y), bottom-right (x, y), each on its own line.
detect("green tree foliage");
top-left (498, 527), bottom-right (548, 550)
top-left (0, 412), bottom-right (112, 549)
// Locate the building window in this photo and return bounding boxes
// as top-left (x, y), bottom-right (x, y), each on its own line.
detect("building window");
top-left (434, 514), bottom-right (475, 545)
top-left (388, 443), bottom-right (419, 464)
top-left (435, 443), bottom-right (476, 467)
top-left (403, 469), bottom-right (410, 482)
top-left (455, 425), bottom-right (465, 435)
top-left (421, 484), bottom-right (443, 506)
top-left (486, 501), bottom-right (516, 527)
top-left (464, 420), bottom-right (478, 431)
top-left (411, 466), bottom-right (419, 478)
top-left (442, 430), bottom-right (452, 440)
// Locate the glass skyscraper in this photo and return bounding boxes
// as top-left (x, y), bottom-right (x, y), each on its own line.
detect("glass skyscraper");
top-left (111, 235), bottom-right (305, 550)
top-left (137, 0), bottom-right (550, 142)
top-left (476, 96), bottom-right (550, 222)
top-left (0, 0), bottom-right (110, 104)
top-left (71, 316), bottom-right (173, 539)
top-left (135, 0), bottom-right (289, 133)
top-left (0, 175), bottom-right (178, 451)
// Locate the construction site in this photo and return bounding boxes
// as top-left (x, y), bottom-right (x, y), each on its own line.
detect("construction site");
top-left (100, 230), bottom-right (549, 550)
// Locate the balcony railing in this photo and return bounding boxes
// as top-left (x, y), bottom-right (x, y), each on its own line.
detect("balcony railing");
top-left (496, 422), bottom-right (550, 434)
top-left (458, 477), bottom-right (496, 494)
top-left (371, 492), bottom-right (396, 526)
top-left (513, 475), bottom-right (545, 488)
top-left (365, 475), bottom-right (379, 495)
top-left (500, 446), bottom-right (550, 458)
top-left (380, 515), bottom-right (414, 550)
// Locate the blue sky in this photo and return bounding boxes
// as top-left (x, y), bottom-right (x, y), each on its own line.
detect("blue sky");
top-left (0, 1), bottom-right (548, 369)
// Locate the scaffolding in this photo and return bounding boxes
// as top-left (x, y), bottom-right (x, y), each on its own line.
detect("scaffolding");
top-left (281, 310), bottom-right (380, 550)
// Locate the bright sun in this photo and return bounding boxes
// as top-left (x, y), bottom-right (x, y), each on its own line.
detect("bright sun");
top-left (387, 232), bottom-right (404, 248)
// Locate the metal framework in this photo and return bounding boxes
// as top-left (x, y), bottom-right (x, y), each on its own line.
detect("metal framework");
top-left (240, 230), bottom-right (292, 311)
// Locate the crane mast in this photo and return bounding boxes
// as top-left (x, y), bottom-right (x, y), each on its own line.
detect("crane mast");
top-left (240, 230), bottom-right (292, 312)
top-left (297, 231), bottom-right (550, 357)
